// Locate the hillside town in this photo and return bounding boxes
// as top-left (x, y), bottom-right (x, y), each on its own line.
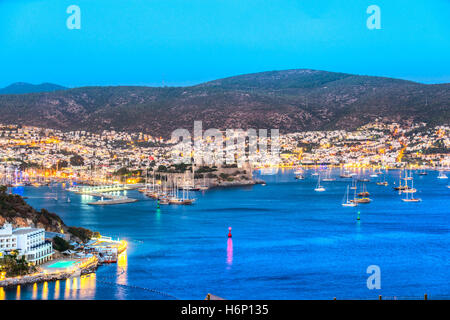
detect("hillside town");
top-left (0, 120), bottom-right (448, 185)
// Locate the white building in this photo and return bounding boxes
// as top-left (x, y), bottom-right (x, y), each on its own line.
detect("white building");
top-left (0, 224), bottom-right (54, 265)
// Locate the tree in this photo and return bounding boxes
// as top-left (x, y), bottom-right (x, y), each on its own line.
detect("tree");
top-left (70, 154), bottom-right (85, 166)
top-left (52, 236), bottom-right (72, 252)
top-left (52, 160), bottom-right (68, 170)
top-left (157, 165), bottom-right (167, 172)
top-left (0, 253), bottom-right (36, 277)
top-left (114, 167), bottom-right (130, 176)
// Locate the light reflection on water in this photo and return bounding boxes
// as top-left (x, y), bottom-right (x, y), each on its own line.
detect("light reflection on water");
top-left (116, 251), bottom-right (128, 299)
top-left (1, 273), bottom-right (98, 300)
top-left (226, 238), bottom-right (233, 269)
top-left (32, 283), bottom-right (38, 300)
top-left (16, 285), bottom-right (21, 300)
top-left (42, 281), bottom-right (48, 300)
top-left (54, 280), bottom-right (60, 299)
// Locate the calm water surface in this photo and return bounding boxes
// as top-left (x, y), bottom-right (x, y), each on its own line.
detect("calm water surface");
top-left (1, 169), bottom-right (449, 300)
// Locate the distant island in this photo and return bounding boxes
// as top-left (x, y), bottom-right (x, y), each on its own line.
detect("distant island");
top-left (0, 69), bottom-right (448, 138)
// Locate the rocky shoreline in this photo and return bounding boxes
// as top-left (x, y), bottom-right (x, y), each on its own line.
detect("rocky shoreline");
top-left (209, 178), bottom-right (265, 188)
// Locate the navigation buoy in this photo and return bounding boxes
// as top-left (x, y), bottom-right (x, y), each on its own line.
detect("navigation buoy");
top-left (228, 227), bottom-right (232, 238)
top-left (157, 200), bottom-right (160, 209)
top-left (357, 211), bottom-right (361, 221)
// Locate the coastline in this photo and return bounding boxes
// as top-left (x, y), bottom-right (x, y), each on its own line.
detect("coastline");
top-left (0, 256), bottom-right (98, 288)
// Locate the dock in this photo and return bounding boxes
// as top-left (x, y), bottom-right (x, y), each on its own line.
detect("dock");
top-left (67, 184), bottom-right (140, 205)
top-left (87, 197), bottom-right (138, 205)
top-left (68, 184), bottom-right (131, 194)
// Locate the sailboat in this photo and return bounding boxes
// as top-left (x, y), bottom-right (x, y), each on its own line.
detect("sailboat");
top-left (340, 167), bottom-right (352, 178)
top-left (376, 174), bottom-right (388, 186)
top-left (314, 176), bottom-right (326, 192)
top-left (358, 175), bottom-right (370, 182)
top-left (322, 168), bottom-right (336, 181)
top-left (311, 165), bottom-right (319, 176)
top-left (402, 179), bottom-right (417, 193)
top-left (181, 183), bottom-right (196, 205)
top-left (198, 175), bottom-right (209, 190)
top-left (404, 170), bottom-right (413, 180)
top-left (401, 177), bottom-right (421, 202)
top-left (293, 166), bottom-right (303, 175)
top-left (418, 168), bottom-right (428, 176)
top-left (437, 171), bottom-right (448, 179)
top-left (342, 185), bottom-right (357, 207)
top-left (393, 170), bottom-right (410, 191)
top-left (351, 183), bottom-right (371, 203)
top-left (295, 173), bottom-right (305, 180)
top-left (358, 183), bottom-right (370, 197)
top-left (350, 178), bottom-right (357, 190)
top-left (370, 169), bottom-right (379, 178)
top-left (401, 182), bottom-right (421, 202)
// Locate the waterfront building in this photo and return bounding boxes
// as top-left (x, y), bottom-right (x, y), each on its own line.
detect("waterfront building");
top-left (0, 223), bottom-right (54, 265)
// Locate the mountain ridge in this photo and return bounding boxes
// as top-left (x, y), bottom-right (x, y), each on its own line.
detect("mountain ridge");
top-left (0, 82), bottom-right (67, 95)
top-left (0, 69), bottom-right (448, 137)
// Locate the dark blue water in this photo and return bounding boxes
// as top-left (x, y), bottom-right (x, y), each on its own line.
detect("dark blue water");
top-left (1, 169), bottom-right (449, 300)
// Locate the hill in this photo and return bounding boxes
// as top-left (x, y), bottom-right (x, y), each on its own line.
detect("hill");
top-left (0, 82), bottom-right (67, 95)
top-left (0, 69), bottom-right (448, 137)
top-left (0, 186), bottom-right (97, 242)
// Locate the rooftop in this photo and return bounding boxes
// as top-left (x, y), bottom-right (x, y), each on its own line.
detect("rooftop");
top-left (13, 228), bottom-right (43, 235)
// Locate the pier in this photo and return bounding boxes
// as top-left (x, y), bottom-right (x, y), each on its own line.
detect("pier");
top-left (67, 184), bottom-right (136, 194)
top-left (67, 184), bottom-right (140, 205)
top-left (88, 197), bottom-right (138, 205)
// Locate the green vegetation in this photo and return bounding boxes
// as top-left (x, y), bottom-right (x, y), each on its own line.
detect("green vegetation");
top-left (52, 236), bottom-right (73, 252)
top-left (157, 165), bottom-right (168, 172)
top-left (219, 173), bottom-right (234, 181)
top-left (114, 167), bottom-right (131, 176)
top-left (0, 251), bottom-right (37, 277)
top-left (19, 161), bottom-right (41, 171)
top-left (69, 154), bottom-right (85, 166)
top-left (0, 69), bottom-right (447, 137)
top-left (196, 166), bottom-right (217, 173)
top-left (51, 160), bottom-right (68, 170)
top-left (67, 227), bottom-right (100, 243)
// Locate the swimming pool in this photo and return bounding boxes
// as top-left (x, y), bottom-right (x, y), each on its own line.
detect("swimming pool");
top-left (47, 261), bottom-right (78, 269)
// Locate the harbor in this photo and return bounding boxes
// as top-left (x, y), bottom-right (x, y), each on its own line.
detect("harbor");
top-left (1, 167), bottom-right (449, 300)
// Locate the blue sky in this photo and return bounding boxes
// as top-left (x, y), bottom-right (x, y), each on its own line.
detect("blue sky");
top-left (0, 0), bottom-right (449, 87)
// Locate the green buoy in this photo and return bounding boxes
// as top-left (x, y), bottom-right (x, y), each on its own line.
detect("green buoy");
top-left (157, 199), bottom-right (160, 209)
top-left (357, 211), bottom-right (360, 221)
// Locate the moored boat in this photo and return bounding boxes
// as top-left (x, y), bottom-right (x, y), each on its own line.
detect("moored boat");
top-left (351, 197), bottom-right (371, 204)
top-left (314, 176), bottom-right (326, 192)
top-left (342, 185), bottom-right (357, 207)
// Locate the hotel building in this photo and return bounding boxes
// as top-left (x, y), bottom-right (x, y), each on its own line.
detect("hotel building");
top-left (0, 223), bottom-right (54, 265)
